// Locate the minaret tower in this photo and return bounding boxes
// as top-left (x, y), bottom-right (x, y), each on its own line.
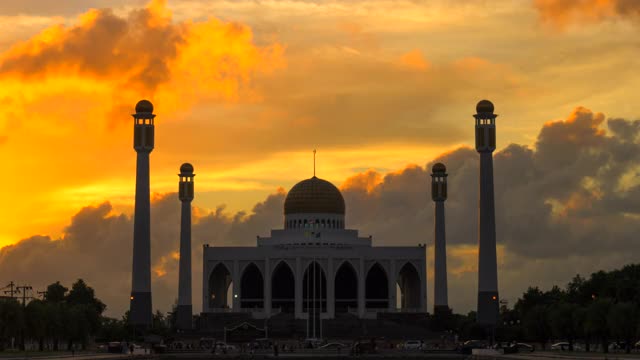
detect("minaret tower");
top-left (130, 100), bottom-right (155, 327)
top-left (474, 99), bottom-right (499, 326)
top-left (431, 162), bottom-right (449, 313)
top-left (177, 163), bottom-right (195, 330)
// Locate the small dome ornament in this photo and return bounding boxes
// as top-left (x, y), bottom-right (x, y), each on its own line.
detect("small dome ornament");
top-left (180, 163), bottom-right (194, 174)
top-left (135, 99), bottom-right (154, 113)
top-left (476, 99), bottom-right (494, 114)
top-left (432, 163), bottom-right (446, 173)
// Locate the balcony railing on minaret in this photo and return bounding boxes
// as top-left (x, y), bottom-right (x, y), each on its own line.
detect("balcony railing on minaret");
top-left (133, 100), bottom-right (155, 153)
top-left (474, 99), bottom-right (496, 153)
top-left (431, 163), bottom-right (447, 202)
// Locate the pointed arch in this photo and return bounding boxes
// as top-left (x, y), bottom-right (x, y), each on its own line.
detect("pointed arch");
top-left (397, 262), bottom-right (421, 310)
top-left (271, 261), bottom-right (295, 313)
top-left (365, 262), bottom-right (389, 309)
top-left (240, 263), bottom-right (264, 309)
top-left (334, 261), bottom-right (358, 313)
top-left (208, 263), bottom-right (232, 309)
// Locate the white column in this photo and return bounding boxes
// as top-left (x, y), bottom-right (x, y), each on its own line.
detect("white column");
top-left (264, 258), bottom-right (271, 317)
top-left (389, 260), bottom-right (397, 310)
top-left (358, 258), bottom-right (365, 318)
top-left (295, 257), bottom-right (302, 318)
top-left (421, 259), bottom-right (427, 312)
top-left (232, 260), bottom-right (240, 309)
top-left (327, 257), bottom-right (335, 318)
top-left (202, 258), bottom-right (208, 313)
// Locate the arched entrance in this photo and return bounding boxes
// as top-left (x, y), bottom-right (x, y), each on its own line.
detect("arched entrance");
top-left (334, 261), bottom-right (357, 313)
top-left (303, 261), bottom-right (327, 312)
top-left (365, 263), bottom-right (388, 309)
top-left (397, 262), bottom-right (421, 310)
top-left (240, 263), bottom-right (264, 309)
top-left (271, 261), bottom-right (295, 313)
top-left (209, 263), bottom-right (232, 309)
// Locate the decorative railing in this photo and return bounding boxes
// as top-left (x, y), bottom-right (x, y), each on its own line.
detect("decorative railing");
top-left (347, 307), bottom-right (425, 314)
top-left (207, 307), bottom-right (282, 315)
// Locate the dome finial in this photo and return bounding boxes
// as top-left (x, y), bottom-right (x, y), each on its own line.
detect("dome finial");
top-left (476, 99), bottom-right (494, 114)
top-left (180, 163), bottom-right (194, 174)
top-left (313, 149), bottom-right (317, 177)
top-left (432, 162), bottom-right (446, 173)
top-left (135, 99), bottom-right (154, 114)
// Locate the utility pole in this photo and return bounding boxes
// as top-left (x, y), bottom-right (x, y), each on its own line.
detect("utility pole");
top-left (16, 285), bottom-right (33, 306)
top-left (15, 284), bottom-right (32, 352)
top-left (3, 281), bottom-right (18, 298)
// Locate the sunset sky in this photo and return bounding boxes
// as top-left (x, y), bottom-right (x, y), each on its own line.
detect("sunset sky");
top-left (1, 0), bottom-right (639, 316)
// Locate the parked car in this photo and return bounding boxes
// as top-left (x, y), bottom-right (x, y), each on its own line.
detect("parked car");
top-left (352, 341), bottom-right (377, 354)
top-left (252, 338), bottom-right (273, 349)
top-left (551, 342), bottom-right (582, 351)
top-left (304, 338), bottom-right (323, 348)
top-left (516, 343), bottom-right (534, 352)
top-left (317, 343), bottom-right (347, 352)
top-left (402, 340), bottom-right (423, 350)
top-left (199, 337), bottom-right (215, 349)
top-left (460, 340), bottom-right (488, 354)
top-left (494, 342), bottom-right (518, 354)
top-left (214, 342), bottom-right (235, 352)
top-left (107, 342), bottom-right (123, 353)
top-left (609, 341), bottom-right (627, 351)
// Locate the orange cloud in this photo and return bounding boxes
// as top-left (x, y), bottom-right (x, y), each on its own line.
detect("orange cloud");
top-left (340, 169), bottom-right (384, 193)
top-left (397, 49), bottom-right (431, 71)
top-left (0, 0), bottom-right (285, 128)
top-left (534, 0), bottom-right (640, 28)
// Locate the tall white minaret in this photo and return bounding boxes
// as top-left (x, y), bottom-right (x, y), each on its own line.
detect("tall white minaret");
top-left (474, 99), bottom-right (499, 326)
top-left (431, 162), bottom-right (449, 313)
top-left (176, 163), bottom-right (195, 330)
top-left (130, 100), bottom-right (155, 327)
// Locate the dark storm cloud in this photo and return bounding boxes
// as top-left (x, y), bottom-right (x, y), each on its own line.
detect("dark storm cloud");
top-left (2, 107), bottom-right (640, 315)
top-left (342, 107), bottom-right (640, 260)
top-left (0, 191), bottom-right (286, 317)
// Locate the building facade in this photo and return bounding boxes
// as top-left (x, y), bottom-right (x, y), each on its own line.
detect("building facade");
top-left (202, 176), bottom-right (426, 323)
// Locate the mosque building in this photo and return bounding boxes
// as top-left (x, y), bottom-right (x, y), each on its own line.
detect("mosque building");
top-left (128, 99), bottom-right (500, 335)
top-left (201, 175), bottom-right (427, 335)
